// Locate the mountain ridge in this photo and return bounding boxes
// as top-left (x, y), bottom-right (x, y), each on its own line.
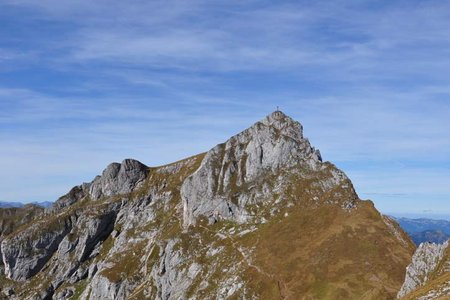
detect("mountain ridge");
top-left (0, 111), bottom-right (416, 299)
top-left (394, 217), bottom-right (450, 245)
top-left (0, 201), bottom-right (53, 208)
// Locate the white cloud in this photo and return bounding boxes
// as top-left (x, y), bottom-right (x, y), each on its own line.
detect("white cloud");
top-left (0, 1), bottom-right (449, 215)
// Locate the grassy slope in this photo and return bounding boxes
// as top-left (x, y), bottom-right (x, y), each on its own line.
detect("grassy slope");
top-left (240, 201), bottom-right (415, 299)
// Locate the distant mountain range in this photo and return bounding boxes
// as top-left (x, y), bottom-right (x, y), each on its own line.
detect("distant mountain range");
top-left (394, 217), bottom-right (450, 245)
top-left (0, 201), bottom-right (23, 208)
top-left (409, 230), bottom-right (449, 245)
top-left (0, 201), bottom-right (53, 208)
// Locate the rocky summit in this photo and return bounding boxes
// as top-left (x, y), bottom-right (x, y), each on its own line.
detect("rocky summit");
top-left (0, 111), bottom-right (418, 299)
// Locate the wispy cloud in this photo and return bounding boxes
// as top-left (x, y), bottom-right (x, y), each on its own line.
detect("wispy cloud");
top-left (0, 0), bottom-right (449, 214)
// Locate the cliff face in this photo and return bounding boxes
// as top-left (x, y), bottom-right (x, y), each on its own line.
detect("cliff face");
top-left (0, 111), bottom-right (415, 299)
top-left (398, 240), bottom-right (450, 299)
top-left (0, 204), bottom-right (44, 282)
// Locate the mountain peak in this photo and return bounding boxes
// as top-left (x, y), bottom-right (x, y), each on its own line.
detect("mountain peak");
top-left (261, 110), bottom-right (297, 125)
top-left (0, 110), bottom-right (417, 300)
top-left (258, 110), bottom-right (303, 141)
top-left (264, 109), bottom-right (289, 120)
top-left (181, 112), bottom-right (322, 226)
top-left (265, 109), bottom-right (288, 119)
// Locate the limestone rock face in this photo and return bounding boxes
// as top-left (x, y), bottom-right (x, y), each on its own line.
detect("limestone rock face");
top-left (397, 240), bottom-right (449, 298)
top-left (85, 273), bottom-right (131, 300)
top-left (51, 185), bottom-right (87, 212)
top-left (1, 216), bottom-right (73, 281)
top-left (89, 159), bottom-right (149, 200)
top-left (1, 204), bottom-right (119, 283)
top-left (50, 159), bottom-right (148, 212)
top-left (181, 111), bottom-right (322, 226)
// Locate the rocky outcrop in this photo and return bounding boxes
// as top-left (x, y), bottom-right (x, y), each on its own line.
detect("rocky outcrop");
top-left (84, 273), bottom-right (132, 300)
top-left (51, 185), bottom-right (87, 212)
top-left (50, 159), bottom-right (148, 212)
top-left (181, 111), bottom-right (322, 226)
top-left (89, 159), bottom-right (149, 200)
top-left (151, 239), bottom-right (199, 299)
top-left (397, 240), bottom-right (449, 298)
top-left (1, 215), bottom-right (74, 281)
top-left (0, 205), bottom-right (44, 238)
top-left (0, 205), bottom-right (44, 278)
top-left (1, 203), bottom-right (120, 286)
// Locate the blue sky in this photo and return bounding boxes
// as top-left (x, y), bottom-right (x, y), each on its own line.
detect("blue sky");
top-left (0, 0), bottom-right (449, 218)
